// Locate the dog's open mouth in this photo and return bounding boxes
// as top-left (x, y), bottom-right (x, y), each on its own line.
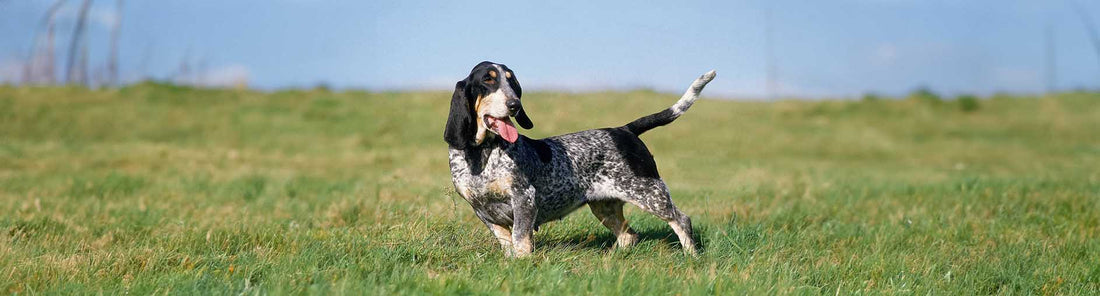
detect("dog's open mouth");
top-left (484, 115), bottom-right (518, 143)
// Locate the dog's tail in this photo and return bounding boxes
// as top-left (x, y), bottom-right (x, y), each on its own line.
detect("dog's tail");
top-left (623, 70), bottom-right (716, 135)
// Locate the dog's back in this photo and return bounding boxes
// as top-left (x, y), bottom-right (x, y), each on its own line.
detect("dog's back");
top-left (512, 127), bottom-right (659, 223)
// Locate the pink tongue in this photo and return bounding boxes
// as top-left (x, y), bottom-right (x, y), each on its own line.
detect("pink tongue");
top-left (489, 117), bottom-right (519, 143)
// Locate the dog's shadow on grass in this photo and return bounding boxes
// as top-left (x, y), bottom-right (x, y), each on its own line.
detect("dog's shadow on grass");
top-left (538, 226), bottom-right (708, 254)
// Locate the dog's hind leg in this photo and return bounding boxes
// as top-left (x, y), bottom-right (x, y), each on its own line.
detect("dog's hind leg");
top-left (589, 200), bottom-right (639, 249)
top-left (665, 210), bottom-right (698, 256)
top-left (621, 179), bottom-right (698, 255)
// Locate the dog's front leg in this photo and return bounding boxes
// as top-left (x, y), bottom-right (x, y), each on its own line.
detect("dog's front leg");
top-left (510, 190), bottom-right (537, 257)
top-left (482, 221), bottom-right (515, 257)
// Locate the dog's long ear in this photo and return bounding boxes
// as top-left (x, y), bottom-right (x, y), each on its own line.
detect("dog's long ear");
top-left (508, 71), bottom-right (534, 129)
top-left (444, 80), bottom-right (473, 149)
top-left (516, 108), bottom-right (533, 129)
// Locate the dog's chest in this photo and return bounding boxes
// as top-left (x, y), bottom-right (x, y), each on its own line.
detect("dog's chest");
top-left (448, 148), bottom-right (520, 204)
top-left (448, 144), bottom-right (590, 226)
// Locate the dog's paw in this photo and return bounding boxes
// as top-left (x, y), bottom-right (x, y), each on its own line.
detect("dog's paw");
top-left (614, 233), bottom-right (639, 249)
top-left (512, 248), bottom-right (532, 258)
top-left (683, 245), bottom-right (700, 257)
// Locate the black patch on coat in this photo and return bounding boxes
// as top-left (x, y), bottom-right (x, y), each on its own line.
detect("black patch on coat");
top-left (624, 108), bottom-right (675, 135)
top-left (461, 147), bottom-right (488, 175)
top-left (606, 127), bottom-right (660, 178)
top-left (521, 136), bottom-right (553, 163)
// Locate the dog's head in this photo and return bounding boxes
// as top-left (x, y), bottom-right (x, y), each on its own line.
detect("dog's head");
top-left (444, 61), bottom-right (533, 149)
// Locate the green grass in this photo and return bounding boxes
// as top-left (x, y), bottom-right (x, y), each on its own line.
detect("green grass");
top-left (1, 83), bottom-right (1098, 294)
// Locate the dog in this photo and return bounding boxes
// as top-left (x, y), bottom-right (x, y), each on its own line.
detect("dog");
top-left (445, 61), bottom-right (715, 257)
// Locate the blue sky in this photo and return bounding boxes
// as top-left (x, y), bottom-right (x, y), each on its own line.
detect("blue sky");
top-left (2, 0), bottom-right (1099, 98)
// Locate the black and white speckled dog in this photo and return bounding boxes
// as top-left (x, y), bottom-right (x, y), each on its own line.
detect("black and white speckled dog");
top-left (445, 61), bottom-right (716, 257)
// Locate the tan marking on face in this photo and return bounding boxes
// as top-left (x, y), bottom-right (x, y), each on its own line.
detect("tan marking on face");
top-left (474, 85), bottom-right (514, 144)
top-left (474, 95), bottom-right (490, 144)
top-left (505, 71), bottom-right (512, 79)
top-left (488, 70), bottom-right (497, 78)
top-left (475, 95), bottom-right (486, 117)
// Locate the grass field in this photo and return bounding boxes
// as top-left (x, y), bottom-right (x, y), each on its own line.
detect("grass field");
top-left (1, 83), bottom-right (1098, 294)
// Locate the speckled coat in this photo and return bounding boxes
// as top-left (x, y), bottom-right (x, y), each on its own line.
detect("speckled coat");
top-left (445, 62), bottom-right (715, 257)
top-left (449, 128), bottom-right (678, 229)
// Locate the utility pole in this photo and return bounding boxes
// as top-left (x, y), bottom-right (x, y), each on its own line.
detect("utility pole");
top-left (44, 1), bottom-right (61, 84)
top-left (108, 0), bottom-right (123, 86)
top-left (65, 0), bottom-right (92, 85)
top-left (27, 0), bottom-right (65, 84)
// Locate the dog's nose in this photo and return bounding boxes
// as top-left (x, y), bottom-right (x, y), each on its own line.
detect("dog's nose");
top-left (505, 100), bottom-right (521, 113)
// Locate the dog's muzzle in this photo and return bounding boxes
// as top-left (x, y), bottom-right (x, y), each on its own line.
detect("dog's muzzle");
top-left (505, 99), bottom-right (521, 115)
